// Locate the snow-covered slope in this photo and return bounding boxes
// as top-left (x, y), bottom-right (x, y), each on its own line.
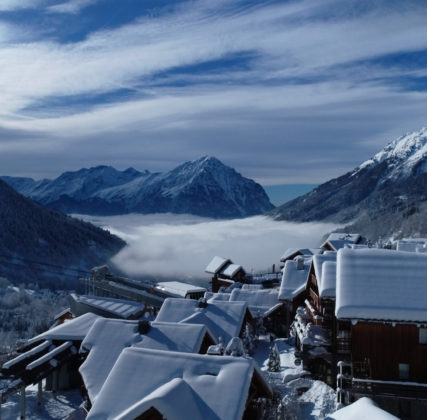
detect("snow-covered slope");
top-left (271, 126), bottom-right (427, 239)
top-left (2, 157), bottom-right (274, 218)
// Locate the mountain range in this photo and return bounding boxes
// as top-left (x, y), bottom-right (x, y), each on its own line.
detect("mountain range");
top-left (0, 179), bottom-right (125, 287)
top-left (271, 126), bottom-right (427, 239)
top-left (2, 156), bottom-right (274, 218)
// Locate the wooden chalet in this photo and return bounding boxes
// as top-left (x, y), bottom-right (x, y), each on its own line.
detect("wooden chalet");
top-left (335, 248), bottom-right (427, 419)
top-left (278, 256), bottom-right (312, 336)
top-left (291, 252), bottom-right (338, 386)
top-left (321, 233), bottom-right (364, 252)
top-left (205, 256), bottom-right (248, 292)
top-left (279, 247), bottom-right (323, 268)
top-left (85, 348), bottom-right (272, 420)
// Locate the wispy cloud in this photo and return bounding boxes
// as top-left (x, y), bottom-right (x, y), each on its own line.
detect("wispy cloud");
top-left (0, 0), bottom-right (427, 183)
top-left (77, 213), bottom-right (337, 280)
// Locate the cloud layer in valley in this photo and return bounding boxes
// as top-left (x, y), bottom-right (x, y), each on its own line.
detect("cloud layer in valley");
top-left (78, 213), bottom-right (338, 282)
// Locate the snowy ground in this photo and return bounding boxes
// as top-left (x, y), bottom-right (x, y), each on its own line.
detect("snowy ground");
top-left (1, 381), bottom-right (82, 420)
top-left (255, 336), bottom-right (337, 420)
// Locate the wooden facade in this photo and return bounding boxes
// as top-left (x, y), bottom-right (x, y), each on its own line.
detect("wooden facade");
top-left (350, 322), bottom-right (427, 383)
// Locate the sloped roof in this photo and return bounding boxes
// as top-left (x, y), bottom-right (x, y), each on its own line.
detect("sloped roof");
top-left (326, 397), bottom-right (398, 420)
top-left (27, 313), bottom-right (101, 345)
top-left (229, 288), bottom-right (280, 317)
top-left (336, 248), bottom-right (427, 322)
top-left (79, 318), bottom-right (214, 403)
top-left (70, 293), bottom-right (144, 318)
top-left (205, 256), bottom-right (231, 274)
top-left (155, 298), bottom-right (248, 343)
top-left (319, 261), bottom-right (336, 299)
top-left (86, 348), bottom-right (270, 420)
top-left (322, 233), bottom-right (363, 251)
top-left (155, 281), bottom-right (206, 297)
top-left (279, 258), bottom-right (311, 301)
top-left (280, 248), bottom-right (323, 262)
top-left (221, 264), bottom-right (245, 278)
top-left (313, 253), bottom-right (337, 291)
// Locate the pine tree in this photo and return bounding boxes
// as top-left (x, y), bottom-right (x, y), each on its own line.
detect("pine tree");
top-left (242, 322), bottom-right (255, 355)
top-left (267, 343), bottom-right (281, 372)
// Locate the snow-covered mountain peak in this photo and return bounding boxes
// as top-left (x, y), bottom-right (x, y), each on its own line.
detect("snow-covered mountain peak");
top-left (357, 126), bottom-right (427, 178)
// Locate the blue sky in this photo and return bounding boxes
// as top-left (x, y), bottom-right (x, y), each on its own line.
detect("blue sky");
top-left (1, 0), bottom-right (427, 185)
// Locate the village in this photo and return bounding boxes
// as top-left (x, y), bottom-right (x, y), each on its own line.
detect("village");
top-left (1, 232), bottom-right (427, 420)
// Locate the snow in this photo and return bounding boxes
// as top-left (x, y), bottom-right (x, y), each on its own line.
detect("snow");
top-left (356, 126), bottom-right (427, 181)
top-left (205, 256), bottom-right (231, 274)
top-left (155, 298), bottom-right (248, 343)
top-left (319, 261), bottom-right (336, 299)
top-left (79, 319), bottom-right (214, 403)
top-left (336, 248), bottom-right (427, 322)
top-left (70, 294), bottom-right (144, 318)
top-left (326, 397), bottom-right (399, 420)
top-left (86, 348), bottom-right (264, 420)
top-left (155, 281), bottom-right (206, 297)
top-left (221, 263), bottom-right (244, 278)
top-left (279, 258), bottom-right (311, 301)
top-left (26, 313), bottom-right (101, 345)
top-left (322, 233), bottom-right (363, 251)
top-left (313, 253), bottom-right (337, 292)
top-left (228, 288), bottom-right (279, 317)
top-left (3, 341), bottom-right (51, 369)
top-left (280, 248), bottom-right (323, 262)
top-left (0, 382), bottom-right (83, 420)
top-left (26, 341), bottom-right (72, 370)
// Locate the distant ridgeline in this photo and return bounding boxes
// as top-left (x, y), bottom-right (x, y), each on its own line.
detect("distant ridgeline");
top-left (270, 126), bottom-right (427, 240)
top-left (0, 179), bottom-right (125, 287)
top-left (1, 156), bottom-right (274, 219)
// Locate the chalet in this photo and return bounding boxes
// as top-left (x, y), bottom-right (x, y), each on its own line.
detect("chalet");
top-left (154, 298), bottom-right (252, 344)
top-left (79, 319), bottom-right (216, 405)
top-left (205, 256), bottom-right (247, 292)
top-left (292, 252), bottom-right (337, 385)
top-left (155, 281), bottom-right (206, 300)
top-left (207, 287), bottom-right (285, 336)
top-left (396, 238), bottom-right (427, 253)
top-left (321, 233), bottom-right (364, 252)
top-left (279, 248), bottom-right (323, 267)
top-left (0, 313), bottom-right (102, 417)
top-left (278, 256), bottom-right (311, 336)
top-left (69, 293), bottom-right (145, 319)
top-left (335, 248), bottom-right (427, 418)
top-left (86, 348), bottom-right (272, 420)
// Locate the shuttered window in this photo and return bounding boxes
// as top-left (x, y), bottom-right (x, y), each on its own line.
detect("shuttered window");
top-left (419, 328), bottom-right (427, 344)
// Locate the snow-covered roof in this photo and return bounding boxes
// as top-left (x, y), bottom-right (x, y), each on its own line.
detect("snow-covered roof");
top-left (27, 313), bottom-right (101, 345)
top-left (319, 261), bottom-right (336, 299)
top-left (86, 348), bottom-right (269, 420)
top-left (396, 238), bottom-right (427, 253)
top-left (70, 294), bottom-right (144, 318)
top-left (80, 318), bottom-right (214, 403)
top-left (155, 298), bottom-right (248, 343)
top-left (322, 233), bottom-right (363, 251)
top-left (205, 256), bottom-right (231, 274)
top-left (155, 281), bottom-right (206, 297)
top-left (336, 248), bottom-right (427, 322)
top-left (313, 253), bottom-right (337, 291)
top-left (229, 288), bottom-right (280, 317)
top-left (221, 264), bottom-right (245, 278)
top-left (327, 397), bottom-right (399, 420)
top-left (279, 258), bottom-right (311, 301)
top-left (280, 248), bottom-right (323, 262)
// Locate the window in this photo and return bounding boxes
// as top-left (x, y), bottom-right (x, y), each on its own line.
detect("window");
top-left (398, 363), bottom-right (410, 380)
top-left (419, 328), bottom-right (427, 344)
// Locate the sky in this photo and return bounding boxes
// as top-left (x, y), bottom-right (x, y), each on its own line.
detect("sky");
top-left (1, 0), bottom-right (427, 185)
top-left (77, 213), bottom-right (337, 281)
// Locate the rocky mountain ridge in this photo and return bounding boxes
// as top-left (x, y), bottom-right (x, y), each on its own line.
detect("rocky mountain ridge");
top-left (271, 126), bottom-right (427, 239)
top-left (2, 157), bottom-right (274, 218)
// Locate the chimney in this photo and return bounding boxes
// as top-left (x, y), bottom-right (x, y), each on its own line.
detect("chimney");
top-left (296, 256), bottom-right (304, 270)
